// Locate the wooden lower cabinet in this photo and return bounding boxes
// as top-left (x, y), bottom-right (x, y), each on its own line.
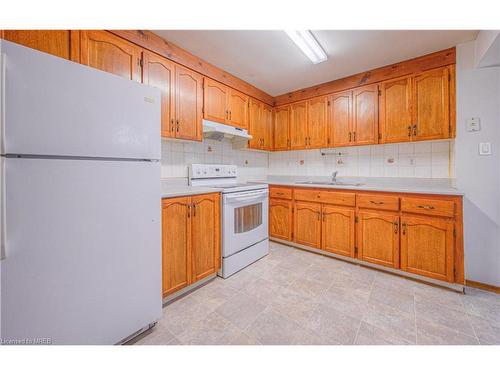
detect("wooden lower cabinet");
top-left (322, 205), bottom-right (355, 257)
top-left (401, 215), bottom-right (454, 282)
top-left (191, 194), bottom-right (220, 282)
top-left (162, 197), bottom-right (191, 296)
top-left (294, 202), bottom-right (321, 248)
top-left (357, 211), bottom-right (400, 268)
top-left (269, 198), bottom-right (293, 241)
top-left (162, 193), bottom-right (220, 298)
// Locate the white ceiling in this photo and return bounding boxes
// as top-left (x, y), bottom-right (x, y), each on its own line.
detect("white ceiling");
top-left (153, 30), bottom-right (478, 96)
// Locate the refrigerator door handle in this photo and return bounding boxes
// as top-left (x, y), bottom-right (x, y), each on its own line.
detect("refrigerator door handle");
top-left (0, 157), bottom-right (6, 260)
top-left (1, 52), bottom-right (6, 155)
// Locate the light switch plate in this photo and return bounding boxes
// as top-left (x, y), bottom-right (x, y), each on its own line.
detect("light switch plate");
top-left (479, 142), bottom-right (492, 155)
top-left (467, 118), bottom-right (481, 132)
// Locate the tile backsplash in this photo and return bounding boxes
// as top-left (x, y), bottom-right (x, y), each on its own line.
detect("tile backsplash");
top-left (161, 139), bottom-right (454, 180)
top-left (269, 140), bottom-right (454, 178)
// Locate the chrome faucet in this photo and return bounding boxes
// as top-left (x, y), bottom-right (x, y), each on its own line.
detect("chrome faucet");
top-left (332, 171), bottom-right (338, 183)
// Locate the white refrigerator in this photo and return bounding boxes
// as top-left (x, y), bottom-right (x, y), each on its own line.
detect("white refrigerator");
top-left (0, 40), bottom-right (162, 344)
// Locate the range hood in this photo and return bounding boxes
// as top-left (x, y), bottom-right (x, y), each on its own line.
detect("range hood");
top-left (202, 119), bottom-right (252, 149)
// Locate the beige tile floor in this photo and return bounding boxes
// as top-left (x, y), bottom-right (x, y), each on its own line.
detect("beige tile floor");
top-left (133, 242), bottom-right (500, 345)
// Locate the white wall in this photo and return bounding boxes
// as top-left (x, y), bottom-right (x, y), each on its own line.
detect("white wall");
top-left (456, 41), bottom-right (500, 286)
top-left (269, 141), bottom-right (453, 178)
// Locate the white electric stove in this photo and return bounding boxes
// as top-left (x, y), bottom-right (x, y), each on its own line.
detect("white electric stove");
top-left (189, 164), bottom-right (269, 278)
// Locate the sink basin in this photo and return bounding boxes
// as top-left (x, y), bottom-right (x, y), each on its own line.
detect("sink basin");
top-left (296, 181), bottom-right (364, 187)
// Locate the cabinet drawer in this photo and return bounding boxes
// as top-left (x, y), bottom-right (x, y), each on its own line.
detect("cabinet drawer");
top-left (401, 197), bottom-right (455, 218)
top-left (357, 194), bottom-right (399, 211)
top-left (294, 189), bottom-right (355, 207)
top-left (270, 186), bottom-right (293, 200)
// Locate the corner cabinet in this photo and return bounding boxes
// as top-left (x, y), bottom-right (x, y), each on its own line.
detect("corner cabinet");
top-left (274, 106), bottom-right (291, 150)
top-left (268, 185), bottom-right (464, 287)
top-left (162, 193), bottom-right (220, 298)
top-left (248, 99), bottom-right (274, 150)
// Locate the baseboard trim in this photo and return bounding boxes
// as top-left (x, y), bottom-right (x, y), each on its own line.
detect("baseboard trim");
top-left (466, 280), bottom-right (500, 294)
top-left (162, 274), bottom-right (217, 305)
top-left (270, 238), bottom-right (465, 293)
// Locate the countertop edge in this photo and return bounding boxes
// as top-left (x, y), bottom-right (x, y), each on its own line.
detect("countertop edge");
top-left (161, 187), bottom-right (224, 199)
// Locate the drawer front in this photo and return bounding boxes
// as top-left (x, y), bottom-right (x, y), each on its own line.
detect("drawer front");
top-left (357, 194), bottom-right (399, 211)
top-left (270, 186), bottom-right (293, 200)
top-left (294, 189), bottom-right (355, 207)
top-left (401, 197), bottom-right (455, 217)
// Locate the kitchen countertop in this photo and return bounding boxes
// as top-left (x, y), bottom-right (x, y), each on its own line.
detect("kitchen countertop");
top-left (249, 176), bottom-right (463, 196)
top-left (161, 185), bottom-right (223, 199)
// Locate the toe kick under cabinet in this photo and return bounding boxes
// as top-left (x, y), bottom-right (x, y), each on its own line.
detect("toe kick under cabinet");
top-left (161, 193), bottom-right (221, 298)
top-left (269, 186), bottom-right (464, 286)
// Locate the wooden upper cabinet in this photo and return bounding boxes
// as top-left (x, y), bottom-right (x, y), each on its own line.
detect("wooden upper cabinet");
top-left (352, 84), bottom-right (379, 145)
top-left (191, 194), bottom-right (220, 282)
top-left (274, 106), bottom-right (290, 150)
top-left (401, 215), bottom-right (454, 282)
top-left (204, 78), bottom-right (229, 123)
top-left (357, 211), bottom-right (400, 269)
top-left (307, 96), bottom-right (328, 148)
top-left (290, 101), bottom-right (308, 149)
top-left (412, 67), bottom-right (450, 141)
top-left (80, 30), bottom-right (142, 82)
top-left (294, 201), bottom-right (321, 248)
top-left (162, 197), bottom-right (191, 297)
top-left (142, 51), bottom-right (175, 138)
top-left (269, 198), bottom-right (293, 241)
top-left (227, 89), bottom-right (249, 129)
top-left (248, 98), bottom-right (262, 149)
top-left (175, 66), bottom-right (203, 141)
top-left (262, 104), bottom-right (274, 150)
top-left (321, 205), bottom-right (355, 258)
top-left (379, 76), bottom-right (413, 144)
top-left (2, 30), bottom-right (78, 61)
top-left (329, 90), bottom-right (352, 147)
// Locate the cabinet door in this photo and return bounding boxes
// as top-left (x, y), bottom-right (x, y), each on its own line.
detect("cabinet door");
top-left (357, 211), bottom-right (400, 268)
top-left (294, 202), bottom-right (321, 248)
top-left (262, 104), bottom-right (274, 150)
top-left (142, 51), bottom-right (175, 138)
top-left (379, 76), bottom-right (413, 144)
top-left (2, 30), bottom-right (78, 61)
top-left (191, 194), bottom-right (220, 282)
top-left (162, 197), bottom-right (191, 297)
top-left (227, 89), bottom-right (249, 129)
top-left (352, 84), bottom-right (378, 145)
top-left (80, 30), bottom-right (142, 82)
top-left (269, 199), bottom-right (293, 241)
top-left (248, 98), bottom-right (262, 149)
top-left (308, 96), bottom-right (328, 148)
top-left (329, 91), bottom-right (352, 147)
top-left (290, 101), bottom-right (308, 149)
top-left (412, 67), bottom-right (450, 141)
top-left (322, 205), bottom-right (355, 257)
top-left (274, 106), bottom-right (290, 150)
top-left (204, 78), bottom-right (229, 124)
top-left (175, 65), bottom-right (203, 141)
top-left (401, 215), bottom-right (454, 282)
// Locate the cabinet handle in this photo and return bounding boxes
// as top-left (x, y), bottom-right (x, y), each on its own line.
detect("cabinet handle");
top-left (349, 132), bottom-right (352, 142)
top-left (353, 132), bottom-right (356, 142)
top-left (225, 110), bottom-right (229, 119)
top-left (176, 119), bottom-right (180, 132)
top-left (229, 110), bottom-right (232, 120)
top-left (192, 203), bottom-right (196, 217)
top-left (394, 221), bottom-right (399, 234)
top-left (413, 124), bottom-right (417, 136)
top-left (317, 211), bottom-right (321, 221)
top-left (276, 192), bottom-right (284, 196)
top-left (417, 205), bottom-right (435, 210)
top-left (369, 200), bottom-right (384, 205)
top-left (408, 125), bottom-right (412, 137)
top-left (402, 223), bottom-right (407, 235)
top-left (187, 204), bottom-right (191, 218)
top-left (171, 119), bottom-right (175, 132)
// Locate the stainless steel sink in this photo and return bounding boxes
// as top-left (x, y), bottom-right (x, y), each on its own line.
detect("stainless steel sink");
top-left (296, 181), bottom-right (364, 187)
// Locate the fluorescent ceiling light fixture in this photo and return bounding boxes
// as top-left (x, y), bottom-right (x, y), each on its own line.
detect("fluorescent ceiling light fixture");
top-left (285, 30), bottom-right (327, 64)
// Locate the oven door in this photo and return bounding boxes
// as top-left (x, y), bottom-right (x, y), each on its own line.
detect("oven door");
top-left (223, 189), bottom-right (269, 257)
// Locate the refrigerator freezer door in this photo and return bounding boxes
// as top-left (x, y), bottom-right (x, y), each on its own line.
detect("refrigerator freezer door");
top-left (0, 158), bottom-right (161, 344)
top-left (1, 40), bottom-right (160, 160)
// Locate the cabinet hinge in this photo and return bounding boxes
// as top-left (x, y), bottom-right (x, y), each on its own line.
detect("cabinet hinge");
top-left (327, 101), bottom-right (330, 106)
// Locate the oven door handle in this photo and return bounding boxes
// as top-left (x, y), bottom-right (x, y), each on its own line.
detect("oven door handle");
top-left (225, 192), bottom-right (268, 204)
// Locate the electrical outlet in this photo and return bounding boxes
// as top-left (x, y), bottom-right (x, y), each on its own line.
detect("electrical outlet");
top-left (479, 142), bottom-right (492, 155)
top-left (467, 118), bottom-right (481, 132)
